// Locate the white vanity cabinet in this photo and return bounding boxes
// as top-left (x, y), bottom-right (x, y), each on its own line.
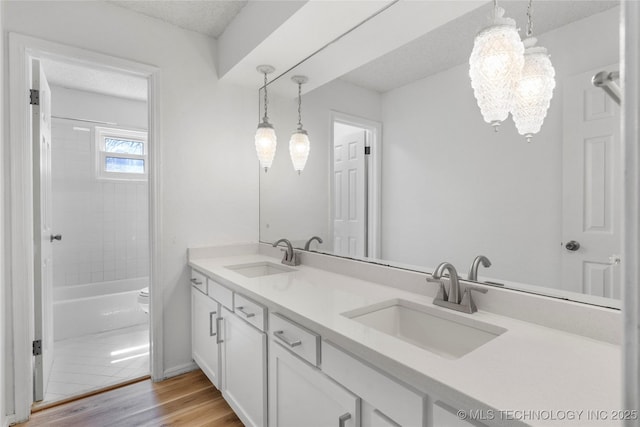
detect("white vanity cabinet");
top-left (269, 335), bottom-right (359, 427)
top-left (191, 286), bottom-right (221, 388)
top-left (190, 264), bottom-right (490, 427)
top-left (322, 341), bottom-right (426, 427)
top-left (221, 306), bottom-right (267, 427)
top-left (191, 271), bottom-right (268, 427)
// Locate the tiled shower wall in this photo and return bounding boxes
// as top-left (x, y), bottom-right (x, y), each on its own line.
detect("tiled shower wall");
top-left (52, 119), bottom-right (149, 286)
top-left (51, 121), bottom-right (149, 288)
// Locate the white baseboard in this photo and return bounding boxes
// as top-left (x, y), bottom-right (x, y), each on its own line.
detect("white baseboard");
top-left (161, 361), bottom-right (198, 380)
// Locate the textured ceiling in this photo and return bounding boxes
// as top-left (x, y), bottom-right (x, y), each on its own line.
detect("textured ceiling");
top-left (340, 0), bottom-right (619, 93)
top-left (108, 0), bottom-right (248, 38)
top-left (40, 58), bottom-right (148, 101)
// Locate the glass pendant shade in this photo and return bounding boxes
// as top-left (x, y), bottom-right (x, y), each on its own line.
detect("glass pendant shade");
top-left (511, 37), bottom-right (556, 142)
top-left (289, 130), bottom-right (310, 173)
top-left (255, 122), bottom-right (277, 171)
top-left (469, 7), bottom-right (524, 130)
top-left (289, 75), bottom-right (310, 174)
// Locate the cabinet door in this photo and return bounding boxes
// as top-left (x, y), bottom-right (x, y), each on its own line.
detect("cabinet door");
top-left (222, 307), bottom-right (267, 427)
top-left (191, 288), bottom-right (220, 388)
top-left (270, 341), bottom-right (359, 427)
top-left (432, 402), bottom-right (489, 427)
top-left (370, 409), bottom-right (400, 427)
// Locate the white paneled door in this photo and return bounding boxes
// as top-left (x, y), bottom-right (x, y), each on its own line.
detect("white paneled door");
top-left (333, 127), bottom-right (367, 257)
top-left (32, 58), bottom-right (55, 401)
top-left (562, 65), bottom-right (621, 298)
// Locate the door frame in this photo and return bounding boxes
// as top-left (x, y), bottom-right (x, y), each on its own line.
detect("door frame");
top-left (622, 0), bottom-right (640, 416)
top-left (8, 33), bottom-right (163, 423)
top-left (330, 111), bottom-right (382, 259)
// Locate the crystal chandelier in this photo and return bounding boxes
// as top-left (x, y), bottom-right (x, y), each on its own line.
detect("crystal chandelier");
top-left (469, 1), bottom-right (524, 131)
top-left (289, 76), bottom-right (311, 174)
top-left (255, 65), bottom-right (277, 172)
top-left (511, 1), bottom-right (556, 142)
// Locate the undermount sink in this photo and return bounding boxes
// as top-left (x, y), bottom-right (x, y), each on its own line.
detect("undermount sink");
top-left (343, 299), bottom-right (506, 359)
top-left (224, 261), bottom-right (295, 278)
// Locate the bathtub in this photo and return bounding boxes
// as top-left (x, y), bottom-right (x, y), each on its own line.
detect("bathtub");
top-left (54, 277), bottom-right (149, 341)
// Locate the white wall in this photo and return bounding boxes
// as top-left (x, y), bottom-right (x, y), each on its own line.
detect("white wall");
top-left (260, 79), bottom-right (382, 248)
top-left (4, 0), bottom-right (259, 417)
top-left (50, 87), bottom-right (149, 290)
top-left (1, 0), bottom-right (6, 424)
top-left (381, 7), bottom-right (620, 288)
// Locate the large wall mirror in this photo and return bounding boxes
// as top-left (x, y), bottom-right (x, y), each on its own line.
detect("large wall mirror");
top-left (259, 0), bottom-right (622, 308)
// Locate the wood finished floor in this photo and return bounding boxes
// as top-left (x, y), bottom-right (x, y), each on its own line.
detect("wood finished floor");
top-left (16, 370), bottom-right (243, 427)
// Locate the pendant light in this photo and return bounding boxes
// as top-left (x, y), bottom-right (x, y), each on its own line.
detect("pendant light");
top-left (289, 76), bottom-right (310, 174)
top-left (469, 0), bottom-right (524, 131)
top-left (511, 0), bottom-right (556, 142)
top-left (255, 65), bottom-right (277, 172)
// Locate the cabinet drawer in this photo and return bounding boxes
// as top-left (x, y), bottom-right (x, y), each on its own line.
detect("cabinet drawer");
top-left (322, 341), bottom-right (426, 427)
top-left (234, 293), bottom-right (266, 332)
top-left (269, 313), bottom-right (320, 366)
top-left (209, 279), bottom-right (234, 309)
top-left (190, 269), bottom-right (207, 294)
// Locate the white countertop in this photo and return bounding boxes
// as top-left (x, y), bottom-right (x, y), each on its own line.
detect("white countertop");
top-left (189, 253), bottom-right (622, 427)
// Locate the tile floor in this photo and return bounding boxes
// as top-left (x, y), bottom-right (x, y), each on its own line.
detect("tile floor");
top-left (44, 323), bottom-right (150, 403)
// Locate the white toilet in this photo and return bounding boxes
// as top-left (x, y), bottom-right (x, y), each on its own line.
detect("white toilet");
top-left (137, 287), bottom-right (149, 313)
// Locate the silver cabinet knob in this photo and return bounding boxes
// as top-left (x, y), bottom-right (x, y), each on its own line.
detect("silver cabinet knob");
top-left (565, 240), bottom-right (580, 251)
top-left (50, 234), bottom-right (62, 242)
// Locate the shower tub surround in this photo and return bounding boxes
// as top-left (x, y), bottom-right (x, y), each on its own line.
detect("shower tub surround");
top-left (51, 118), bottom-right (149, 292)
top-left (188, 243), bottom-right (622, 427)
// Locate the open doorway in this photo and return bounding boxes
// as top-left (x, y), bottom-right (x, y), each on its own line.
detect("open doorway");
top-left (9, 34), bottom-right (161, 421)
top-left (33, 57), bottom-right (151, 406)
top-left (330, 113), bottom-right (381, 260)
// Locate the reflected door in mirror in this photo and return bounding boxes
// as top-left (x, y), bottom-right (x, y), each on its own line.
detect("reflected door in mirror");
top-left (333, 124), bottom-right (367, 257)
top-left (562, 65), bottom-right (621, 298)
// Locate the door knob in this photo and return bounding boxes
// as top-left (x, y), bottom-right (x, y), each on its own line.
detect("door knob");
top-left (565, 240), bottom-right (580, 251)
top-left (50, 234), bottom-right (62, 242)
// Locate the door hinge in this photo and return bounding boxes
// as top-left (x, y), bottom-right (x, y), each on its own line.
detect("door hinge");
top-left (29, 89), bottom-right (40, 106)
top-left (364, 146), bottom-right (371, 155)
top-left (32, 339), bottom-right (42, 356)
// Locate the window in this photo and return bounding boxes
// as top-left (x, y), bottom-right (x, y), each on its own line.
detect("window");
top-left (95, 127), bottom-right (148, 180)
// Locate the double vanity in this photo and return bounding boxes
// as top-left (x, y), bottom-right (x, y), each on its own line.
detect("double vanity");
top-left (188, 244), bottom-right (621, 427)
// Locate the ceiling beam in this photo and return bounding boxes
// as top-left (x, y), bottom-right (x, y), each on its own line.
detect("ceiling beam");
top-left (220, 0), bottom-right (489, 97)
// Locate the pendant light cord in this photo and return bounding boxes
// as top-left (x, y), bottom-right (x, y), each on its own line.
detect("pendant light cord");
top-left (297, 82), bottom-right (303, 131)
top-left (262, 72), bottom-right (269, 122)
top-left (526, 0), bottom-right (534, 37)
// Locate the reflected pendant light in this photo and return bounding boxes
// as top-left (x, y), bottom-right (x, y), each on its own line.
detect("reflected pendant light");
top-left (511, 1), bottom-right (556, 142)
top-left (289, 76), bottom-right (310, 174)
top-left (469, 1), bottom-right (524, 131)
top-left (255, 65), bottom-right (277, 172)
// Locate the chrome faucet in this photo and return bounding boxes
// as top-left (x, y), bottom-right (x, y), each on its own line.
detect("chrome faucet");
top-left (304, 236), bottom-right (323, 251)
top-left (468, 255), bottom-right (491, 281)
top-left (427, 262), bottom-right (488, 314)
top-left (272, 238), bottom-right (300, 266)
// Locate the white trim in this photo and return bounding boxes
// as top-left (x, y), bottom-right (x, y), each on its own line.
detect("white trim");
top-left (622, 1), bottom-right (640, 421)
top-left (330, 111), bottom-right (382, 259)
top-left (163, 361), bottom-right (198, 380)
top-left (147, 71), bottom-right (164, 383)
top-left (8, 32), bottom-right (35, 423)
top-left (7, 33), bottom-right (163, 422)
